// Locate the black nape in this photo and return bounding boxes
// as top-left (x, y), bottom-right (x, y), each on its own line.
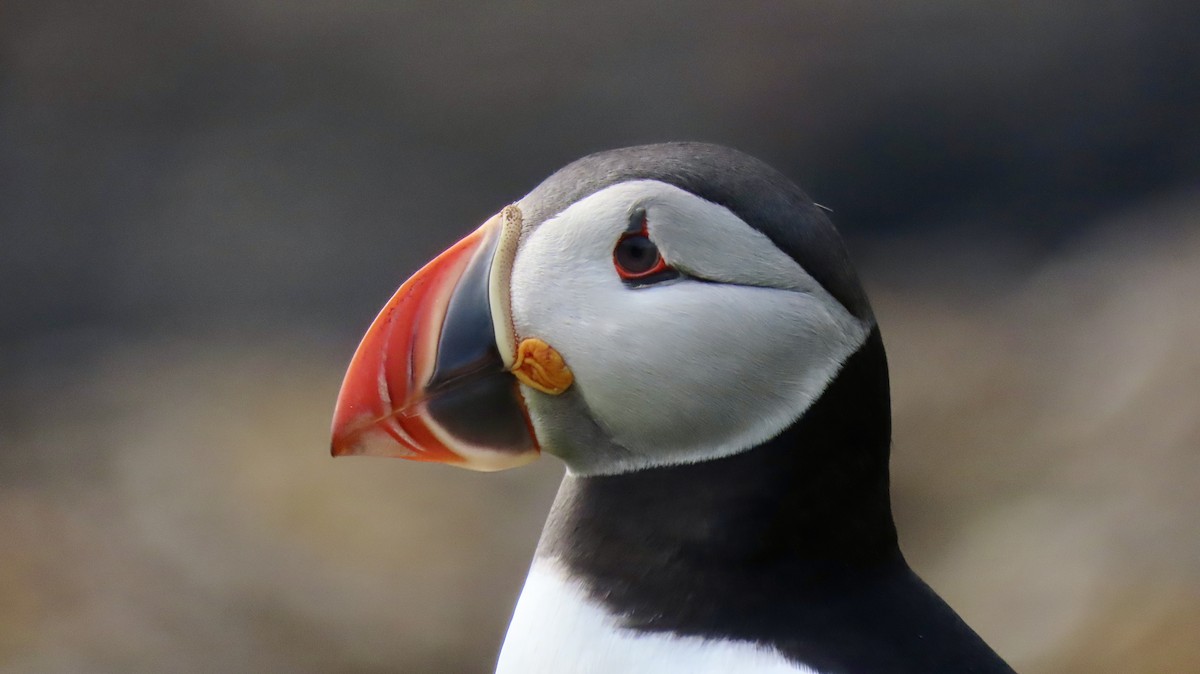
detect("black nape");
top-left (536, 327), bottom-right (1015, 673)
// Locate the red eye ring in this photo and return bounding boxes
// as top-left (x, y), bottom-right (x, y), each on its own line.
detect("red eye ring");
top-left (614, 233), bottom-right (671, 280)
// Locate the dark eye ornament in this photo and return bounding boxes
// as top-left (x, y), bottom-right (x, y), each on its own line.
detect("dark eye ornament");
top-left (613, 232), bottom-right (674, 282)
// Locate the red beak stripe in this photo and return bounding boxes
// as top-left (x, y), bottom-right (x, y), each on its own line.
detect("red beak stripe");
top-left (331, 225), bottom-right (491, 463)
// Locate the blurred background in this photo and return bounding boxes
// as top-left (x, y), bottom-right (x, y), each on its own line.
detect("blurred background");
top-left (2, 1), bottom-right (1198, 672)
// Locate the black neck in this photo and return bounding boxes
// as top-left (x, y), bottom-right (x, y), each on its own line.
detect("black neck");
top-left (538, 326), bottom-right (896, 575)
top-left (531, 327), bottom-right (1015, 673)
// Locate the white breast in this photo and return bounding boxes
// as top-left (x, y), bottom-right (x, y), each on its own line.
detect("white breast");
top-left (495, 560), bottom-right (816, 674)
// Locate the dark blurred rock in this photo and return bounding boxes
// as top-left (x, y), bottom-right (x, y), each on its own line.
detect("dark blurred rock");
top-left (2, 0), bottom-right (1198, 344)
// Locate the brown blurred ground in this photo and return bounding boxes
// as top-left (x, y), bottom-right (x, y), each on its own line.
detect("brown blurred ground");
top-left (2, 193), bottom-right (1197, 673)
top-left (2, 1), bottom-right (1199, 672)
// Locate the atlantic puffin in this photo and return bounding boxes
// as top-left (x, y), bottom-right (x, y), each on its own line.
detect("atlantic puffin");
top-left (330, 143), bottom-right (1017, 674)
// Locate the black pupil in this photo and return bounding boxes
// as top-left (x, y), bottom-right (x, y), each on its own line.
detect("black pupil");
top-left (616, 235), bottom-right (660, 274)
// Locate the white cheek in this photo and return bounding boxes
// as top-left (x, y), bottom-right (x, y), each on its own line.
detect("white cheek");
top-left (519, 280), bottom-right (864, 470)
top-left (511, 192), bottom-right (630, 338)
top-left (592, 284), bottom-right (859, 450)
top-left (511, 181), bottom-right (869, 474)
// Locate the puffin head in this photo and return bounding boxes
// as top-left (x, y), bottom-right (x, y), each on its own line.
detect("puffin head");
top-left (331, 143), bottom-right (878, 476)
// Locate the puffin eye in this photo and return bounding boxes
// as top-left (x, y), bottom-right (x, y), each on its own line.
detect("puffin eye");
top-left (614, 233), bottom-right (673, 282)
top-left (615, 235), bottom-right (660, 274)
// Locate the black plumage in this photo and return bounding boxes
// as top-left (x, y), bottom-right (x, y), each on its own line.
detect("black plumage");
top-left (520, 143), bottom-right (1015, 673)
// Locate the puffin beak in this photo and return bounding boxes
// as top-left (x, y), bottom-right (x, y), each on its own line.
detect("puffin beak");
top-left (330, 206), bottom-right (572, 471)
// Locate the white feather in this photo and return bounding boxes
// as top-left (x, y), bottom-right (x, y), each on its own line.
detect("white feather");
top-left (496, 560), bottom-right (817, 674)
top-left (510, 180), bottom-right (870, 475)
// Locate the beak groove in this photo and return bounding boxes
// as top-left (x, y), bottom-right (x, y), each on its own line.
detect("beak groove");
top-left (330, 205), bottom-right (575, 471)
top-left (330, 222), bottom-right (487, 463)
top-left (330, 211), bottom-right (535, 470)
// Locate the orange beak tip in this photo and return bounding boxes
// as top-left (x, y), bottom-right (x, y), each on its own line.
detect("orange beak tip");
top-left (329, 212), bottom-right (541, 471)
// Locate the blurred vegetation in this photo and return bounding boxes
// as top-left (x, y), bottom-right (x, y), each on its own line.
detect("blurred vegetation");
top-left (1, 1), bottom-right (1197, 672)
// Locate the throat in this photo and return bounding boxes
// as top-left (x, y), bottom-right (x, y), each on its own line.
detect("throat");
top-left (535, 328), bottom-right (898, 631)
